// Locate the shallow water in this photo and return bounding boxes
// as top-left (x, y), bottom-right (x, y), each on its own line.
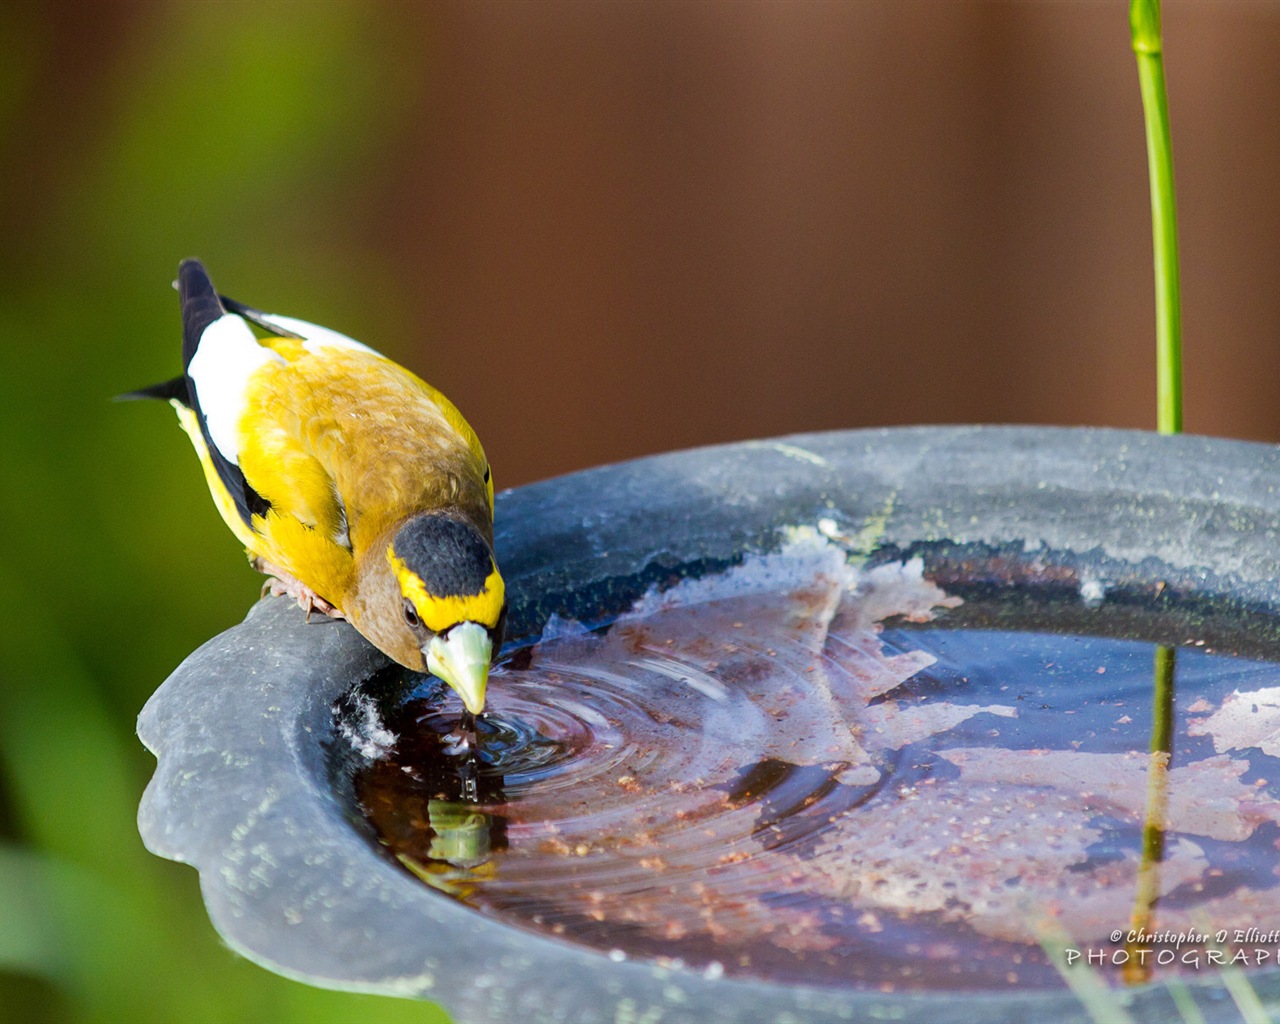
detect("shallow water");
top-left (350, 536), bottom-right (1280, 992)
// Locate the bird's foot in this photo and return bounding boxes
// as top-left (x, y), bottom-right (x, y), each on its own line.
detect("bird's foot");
top-left (253, 557), bottom-right (346, 621)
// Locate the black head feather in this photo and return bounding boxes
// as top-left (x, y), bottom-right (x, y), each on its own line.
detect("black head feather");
top-left (393, 514), bottom-right (494, 599)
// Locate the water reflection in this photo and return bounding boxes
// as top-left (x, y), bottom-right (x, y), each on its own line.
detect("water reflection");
top-left (345, 536), bottom-right (1280, 992)
top-left (1124, 644), bottom-right (1176, 984)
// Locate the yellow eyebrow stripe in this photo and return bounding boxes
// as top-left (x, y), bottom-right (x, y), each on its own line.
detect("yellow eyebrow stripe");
top-left (388, 551), bottom-right (505, 633)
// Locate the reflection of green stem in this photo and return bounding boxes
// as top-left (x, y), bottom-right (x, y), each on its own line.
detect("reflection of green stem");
top-left (1124, 644), bottom-right (1175, 984)
top-left (1147, 644), bottom-right (1176, 764)
top-left (1130, 0), bottom-right (1182, 435)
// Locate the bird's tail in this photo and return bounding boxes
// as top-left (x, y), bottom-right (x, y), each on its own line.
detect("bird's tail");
top-left (178, 258), bottom-right (226, 371)
top-left (114, 376), bottom-right (189, 404)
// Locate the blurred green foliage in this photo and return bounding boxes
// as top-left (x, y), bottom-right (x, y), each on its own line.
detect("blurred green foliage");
top-left (0, 3), bottom-right (448, 1020)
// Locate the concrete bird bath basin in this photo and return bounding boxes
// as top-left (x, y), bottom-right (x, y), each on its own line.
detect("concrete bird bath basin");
top-left (138, 426), bottom-right (1280, 1023)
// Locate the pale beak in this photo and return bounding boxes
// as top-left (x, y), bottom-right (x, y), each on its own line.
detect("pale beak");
top-left (425, 621), bottom-right (493, 715)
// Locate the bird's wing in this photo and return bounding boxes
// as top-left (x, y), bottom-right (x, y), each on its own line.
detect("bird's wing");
top-left (176, 261), bottom-right (356, 604)
top-left (177, 260), bottom-right (279, 532)
top-left (220, 278), bottom-right (494, 521)
top-left (220, 294), bottom-right (381, 357)
top-left (237, 344), bottom-right (494, 551)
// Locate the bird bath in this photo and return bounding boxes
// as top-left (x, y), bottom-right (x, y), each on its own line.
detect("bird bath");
top-left (138, 426), bottom-right (1280, 1023)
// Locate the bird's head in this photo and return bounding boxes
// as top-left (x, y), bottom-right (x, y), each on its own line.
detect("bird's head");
top-left (387, 512), bottom-right (506, 715)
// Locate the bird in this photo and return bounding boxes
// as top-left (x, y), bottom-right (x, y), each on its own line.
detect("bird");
top-left (123, 259), bottom-right (506, 714)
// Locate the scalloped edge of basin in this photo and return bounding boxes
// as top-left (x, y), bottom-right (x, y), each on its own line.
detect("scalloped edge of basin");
top-left (138, 425), bottom-right (1280, 1024)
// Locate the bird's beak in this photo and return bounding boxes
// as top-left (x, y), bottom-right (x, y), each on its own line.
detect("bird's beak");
top-left (425, 621), bottom-right (493, 715)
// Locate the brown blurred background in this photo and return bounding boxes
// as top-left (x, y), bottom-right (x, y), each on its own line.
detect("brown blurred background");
top-left (4, 2), bottom-right (1280, 1022)
top-left (419, 0), bottom-right (1280, 477)
top-left (13, 1), bottom-right (1280, 491)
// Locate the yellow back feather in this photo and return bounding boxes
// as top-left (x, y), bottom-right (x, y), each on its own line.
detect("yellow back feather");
top-left (219, 342), bottom-right (492, 611)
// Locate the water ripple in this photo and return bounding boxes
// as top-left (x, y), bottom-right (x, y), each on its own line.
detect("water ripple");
top-left (350, 536), bottom-right (1280, 992)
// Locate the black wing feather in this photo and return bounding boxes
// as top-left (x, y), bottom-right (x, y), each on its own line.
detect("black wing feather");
top-left (219, 295), bottom-right (305, 339)
top-left (177, 259), bottom-right (274, 529)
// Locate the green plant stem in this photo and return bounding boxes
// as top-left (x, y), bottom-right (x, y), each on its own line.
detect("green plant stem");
top-left (1130, 0), bottom-right (1183, 435)
top-left (1037, 920), bottom-right (1137, 1024)
top-left (1201, 921), bottom-right (1272, 1024)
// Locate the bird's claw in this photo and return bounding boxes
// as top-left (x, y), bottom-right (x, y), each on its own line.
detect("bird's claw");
top-left (253, 557), bottom-right (346, 621)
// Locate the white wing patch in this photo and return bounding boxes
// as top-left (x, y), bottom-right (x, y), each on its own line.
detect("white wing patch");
top-left (248, 310), bottom-right (382, 357)
top-left (186, 313), bottom-right (283, 464)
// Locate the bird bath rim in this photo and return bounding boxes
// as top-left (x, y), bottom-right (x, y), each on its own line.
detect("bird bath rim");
top-left (137, 425), bottom-right (1280, 1024)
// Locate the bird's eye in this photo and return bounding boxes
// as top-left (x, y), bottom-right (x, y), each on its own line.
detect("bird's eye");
top-left (403, 600), bottom-right (421, 628)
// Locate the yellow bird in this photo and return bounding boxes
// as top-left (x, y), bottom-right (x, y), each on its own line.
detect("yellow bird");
top-left (127, 259), bottom-right (505, 714)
